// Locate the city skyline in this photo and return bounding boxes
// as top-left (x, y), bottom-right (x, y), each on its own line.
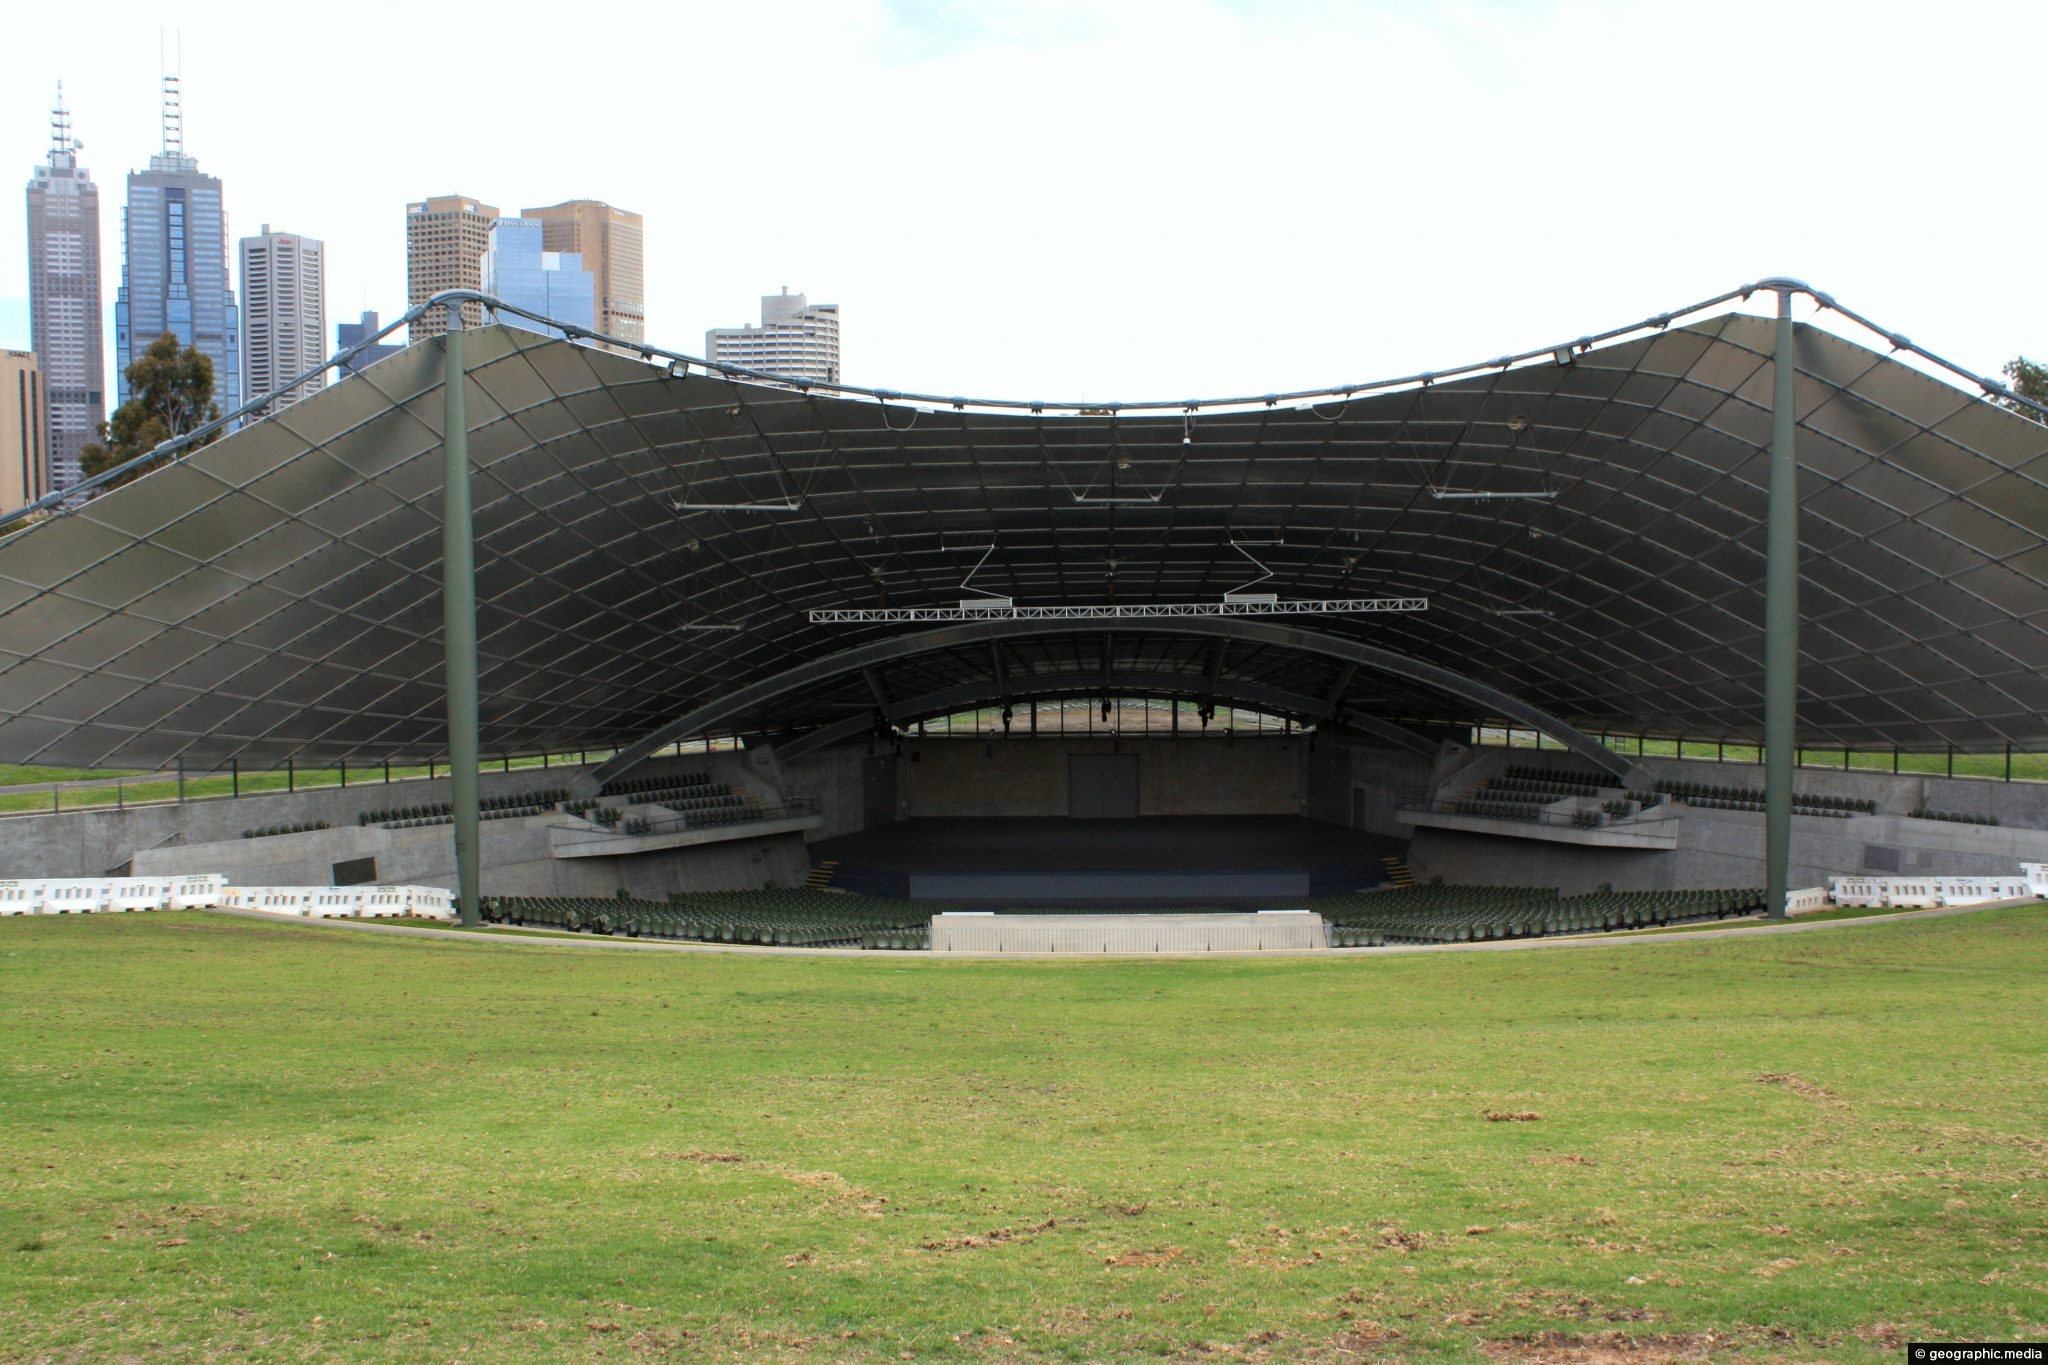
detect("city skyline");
top-left (4, 2), bottom-right (2047, 413)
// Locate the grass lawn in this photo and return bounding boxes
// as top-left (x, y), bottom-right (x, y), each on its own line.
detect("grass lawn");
top-left (1, 911), bottom-right (2043, 1363)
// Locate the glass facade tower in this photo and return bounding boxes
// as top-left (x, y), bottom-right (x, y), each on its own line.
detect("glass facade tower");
top-left (114, 79), bottom-right (239, 421)
top-left (480, 218), bottom-right (595, 339)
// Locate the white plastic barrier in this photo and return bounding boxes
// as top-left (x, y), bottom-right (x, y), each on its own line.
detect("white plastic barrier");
top-left (167, 874), bottom-right (227, 909)
top-left (256, 889), bottom-right (309, 916)
top-left (1785, 887), bottom-right (1829, 915)
top-left (1830, 871), bottom-right (2044, 909)
top-left (306, 889), bottom-right (364, 920)
top-left (0, 876), bottom-right (457, 923)
top-left (1935, 876), bottom-right (2032, 905)
top-left (44, 883), bottom-right (108, 914)
top-left (358, 889), bottom-right (411, 918)
top-left (399, 886), bottom-right (457, 922)
top-left (107, 878), bottom-right (171, 912)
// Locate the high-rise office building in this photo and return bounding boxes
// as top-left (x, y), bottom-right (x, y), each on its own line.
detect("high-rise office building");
top-left (336, 311), bottom-right (402, 375)
top-left (239, 227), bottom-right (325, 415)
top-left (480, 218), bottom-right (594, 339)
top-left (405, 195), bottom-right (497, 340)
top-left (705, 288), bottom-right (841, 383)
top-left (520, 199), bottom-right (644, 347)
top-left (1, 350), bottom-right (48, 514)
top-left (114, 76), bottom-right (240, 421)
top-left (25, 86), bottom-right (104, 495)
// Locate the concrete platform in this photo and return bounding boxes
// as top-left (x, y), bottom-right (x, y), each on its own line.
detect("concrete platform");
top-left (930, 910), bottom-right (1328, 953)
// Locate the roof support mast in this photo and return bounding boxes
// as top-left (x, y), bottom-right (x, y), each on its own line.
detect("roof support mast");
top-left (441, 304), bottom-right (481, 928)
top-left (1762, 281), bottom-right (1804, 921)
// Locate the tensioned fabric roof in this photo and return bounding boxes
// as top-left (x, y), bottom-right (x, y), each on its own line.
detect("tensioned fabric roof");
top-left (1, 307), bottom-right (2045, 772)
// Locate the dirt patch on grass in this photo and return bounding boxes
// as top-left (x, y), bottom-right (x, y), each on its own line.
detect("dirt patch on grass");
top-left (1487, 1110), bottom-right (1543, 1122)
top-left (1481, 1329), bottom-right (1717, 1363)
top-left (1756, 1072), bottom-right (1831, 1100)
top-left (923, 1217), bottom-right (1060, 1252)
top-left (1531, 1154), bottom-right (1593, 1166)
top-left (1104, 1245), bottom-right (1183, 1267)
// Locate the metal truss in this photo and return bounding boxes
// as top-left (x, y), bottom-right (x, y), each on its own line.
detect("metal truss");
top-left (806, 597), bottom-right (1429, 625)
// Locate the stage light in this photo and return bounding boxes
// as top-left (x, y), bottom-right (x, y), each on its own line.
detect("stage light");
top-left (1552, 346), bottom-right (1575, 367)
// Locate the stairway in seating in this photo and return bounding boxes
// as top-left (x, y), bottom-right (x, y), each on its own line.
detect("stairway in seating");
top-left (805, 859), bottom-right (839, 890)
top-left (1380, 856), bottom-right (1416, 889)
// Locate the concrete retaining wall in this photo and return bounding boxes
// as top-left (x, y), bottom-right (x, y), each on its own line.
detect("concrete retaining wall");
top-left (781, 745), bottom-right (875, 841)
top-left (0, 752), bottom-right (787, 891)
top-left (1408, 804), bottom-right (2048, 896)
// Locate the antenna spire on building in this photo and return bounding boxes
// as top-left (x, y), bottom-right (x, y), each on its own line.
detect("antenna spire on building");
top-left (160, 30), bottom-right (184, 157)
top-left (161, 75), bottom-right (183, 156)
top-left (50, 83), bottom-right (74, 166)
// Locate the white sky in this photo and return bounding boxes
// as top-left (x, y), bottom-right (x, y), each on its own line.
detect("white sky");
top-left (4, 0), bottom-right (2045, 403)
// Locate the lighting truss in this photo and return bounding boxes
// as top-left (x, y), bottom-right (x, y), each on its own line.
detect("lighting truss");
top-left (807, 597), bottom-right (1429, 625)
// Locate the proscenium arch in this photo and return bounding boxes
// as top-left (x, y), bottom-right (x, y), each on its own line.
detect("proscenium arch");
top-left (772, 670), bottom-right (1444, 763)
top-left (582, 617), bottom-right (1634, 791)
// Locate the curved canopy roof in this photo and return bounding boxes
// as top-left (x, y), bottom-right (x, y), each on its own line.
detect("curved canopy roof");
top-left (2, 306), bottom-right (2045, 771)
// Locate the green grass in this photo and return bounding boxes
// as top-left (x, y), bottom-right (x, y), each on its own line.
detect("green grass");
top-left (0, 754), bottom-right (622, 817)
top-left (2, 911), bottom-right (2043, 1362)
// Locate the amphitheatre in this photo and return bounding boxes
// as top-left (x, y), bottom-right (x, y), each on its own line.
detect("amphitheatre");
top-left (0, 279), bottom-right (2043, 1362)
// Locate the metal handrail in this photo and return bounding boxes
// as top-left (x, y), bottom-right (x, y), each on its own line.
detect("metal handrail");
top-left (550, 797), bottom-right (822, 849)
top-left (1399, 797), bottom-right (1675, 833)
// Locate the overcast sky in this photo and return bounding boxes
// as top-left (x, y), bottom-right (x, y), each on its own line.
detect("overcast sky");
top-left (4, 0), bottom-right (2044, 403)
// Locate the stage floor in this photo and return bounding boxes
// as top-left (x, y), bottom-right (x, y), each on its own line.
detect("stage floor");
top-left (810, 816), bottom-right (1404, 903)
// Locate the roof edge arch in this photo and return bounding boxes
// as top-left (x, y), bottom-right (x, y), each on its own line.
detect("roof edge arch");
top-left (579, 617), bottom-right (1633, 793)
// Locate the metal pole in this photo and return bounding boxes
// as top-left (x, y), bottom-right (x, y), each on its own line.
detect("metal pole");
top-left (441, 309), bottom-right (482, 927)
top-left (1762, 286), bottom-right (1800, 920)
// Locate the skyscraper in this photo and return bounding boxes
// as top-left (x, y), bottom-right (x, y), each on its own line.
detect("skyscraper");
top-left (405, 195), bottom-right (497, 340)
top-left (336, 311), bottom-right (402, 375)
top-left (0, 350), bottom-right (48, 513)
top-left (705, 288), bottom-right (841, 384)
top-left (520, 200), bottom-right (644, 347)
top-left (24, 86), bottom-right (104, 496)
top-left (480, 218), bottom-right (594, 339)
top-left (239, 227), bottom-right (325, 414)
top-left (114, 75), bottom-right (240, 421)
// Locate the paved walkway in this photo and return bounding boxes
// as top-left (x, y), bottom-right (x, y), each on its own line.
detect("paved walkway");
top-left (203, 898), bottom-right (2040, 961)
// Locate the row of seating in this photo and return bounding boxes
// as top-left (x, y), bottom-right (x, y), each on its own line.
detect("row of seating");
top-left (359, 787), bottom-right (569, 829)
top-left (483, 889), bottom-right (932, 948)
top-left (1909, 807), bottom-right (1999, 826)
top-left (659, 793), bottom-right (749, 814)
top-left (241, 820), bottom-right (329, 839)
top-left (1655, 780), bottom-right (1874, 816)
top-left (384, 806), bottom-right (558, 830)
top-left (1502, 763), bottom-right (1606, 786)
top-left (1486, 773), bottom-right (1605, 800)
top-left (1314, 883), bottom-right (1764, 946)
top-left (1447, 797), bottom-right (1544, 821)
top-left (599, 771), bottom-right (719, 800)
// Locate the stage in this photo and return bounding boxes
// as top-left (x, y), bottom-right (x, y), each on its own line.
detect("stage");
top-left (809, 816), bottom-right (1403, 904)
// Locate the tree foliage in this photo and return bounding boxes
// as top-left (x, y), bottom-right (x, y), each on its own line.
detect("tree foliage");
top-left (79, 333), bottom-right (222, 489)
top-left (2002, 356), bottom-right (2048, 423)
